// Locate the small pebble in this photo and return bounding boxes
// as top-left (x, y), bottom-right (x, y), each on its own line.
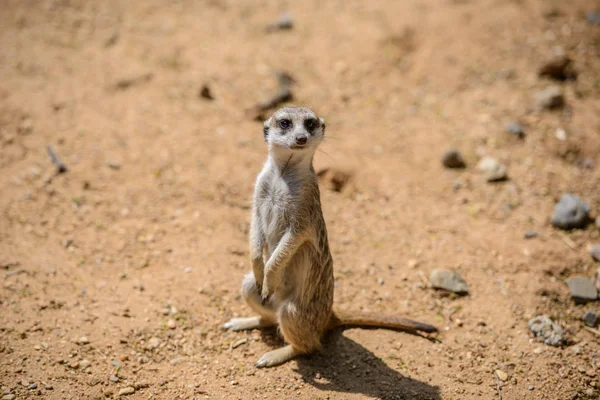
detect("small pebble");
top-left (27, 383), bottom-right (37, 390)
top-left (3, 395), bottom-right (16, 400)
top-left (266, 12), bottom-right (293, 31)
top-left (118, 386), bottom-right (135, 396)
top-left (524, 231), bottom-right (538, 239)
top-left (45, 385), bottom-right (53, 390)
top-left (167, 319), bottom-right (176, 329)
top-left (582, 311), bottom-right (600, 328)
top-left (536, 85), bottom-right (564, 109)
top-left (528, 385), bottom-right (534, 391)
top-left (110, 375), bottom-right (120, 383)
top-left (528, 315), bottom-right (565, 346)
top-left (587, 11), bottom-right (600, 25)
top-left (505, 122), bottom-right (525, 138)
top-left (111, 360), bottom-right (122, 369)
top-left (430, 269), bottom-right (469, 295)
top-left (477, 157), bottom-right (508, 182)
top-left (495, 370), bottom-right (508, 381)
top-left (554, 128), bottom-right (567, 141)
top-left (441, 149), bottom-right (466, 169)
top-left (78, 336), bottom-right (89, 345)
top-left (590, 245), bottom-right (600, 262)
top-left (551, 194), bottom-right (590, 230)
top-left (565, 276), bottom-right (598, 304)
top-left (147, 337), bottom-right (161, 349)
top-left (199, 85), bottom-right (214, 100)
top-left (538, 55), bottom-right (575, 81)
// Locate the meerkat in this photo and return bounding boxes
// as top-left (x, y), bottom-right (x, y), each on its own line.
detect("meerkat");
top-left (223, 106), bottom-right (437, 368)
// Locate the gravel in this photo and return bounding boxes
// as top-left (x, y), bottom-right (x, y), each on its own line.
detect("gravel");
top-left (565, 276), bottom-right (598, 304)
top-left (582, 311), bottom-right (599, 328)
top-left (551, 194), bottom-right (590, 230)
top-left (536, 85), bottom-right (565, 109)
top-left (505, 122), bottom-right (525, 138)
top-left (590, 245), bottom-right (600, 262)
top-left (476, 157), bottom-right (508, 182)
top-left (442, 149), bottom-right (466, 169)
top-left (528, 315), bottom-right (565, 346)
top-left (430, 269), bottom-right (469, 295)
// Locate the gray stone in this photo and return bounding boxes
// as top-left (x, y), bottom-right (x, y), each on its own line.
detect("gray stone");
top-left (583, 311), bottom-right (599, 328)
top-left (551, 194), bottom-right (590, 230)
top-left (442, 149), bottom-right (466, 169)
top-left (565, 276), bottom-right (598, 304)
top-left (587, 12), bottom-right (600, 25)
top-left (528, 315), bottom-right (565, 346)
top-left (536, 85), bottom-right (564, 109)
top-left (430, 269), bottom-right (469, 295)
top-left (505, 122), bottom-right (525, 138)
top-left (524, 231), bottom-right (538, 239)
top-left (477, 157), bottom-right (508, 182)
top-left (590, 245), bottom-right (600, 262)
top-left (27, 383), bottom-right (37, 390)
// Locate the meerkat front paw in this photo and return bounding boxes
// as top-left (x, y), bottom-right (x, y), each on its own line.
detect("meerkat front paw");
top-left (260, 284), bottom-right (273, 305)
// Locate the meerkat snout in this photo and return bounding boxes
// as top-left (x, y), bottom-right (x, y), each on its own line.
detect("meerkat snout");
top-left (263, 106), bottom-right (325, 151)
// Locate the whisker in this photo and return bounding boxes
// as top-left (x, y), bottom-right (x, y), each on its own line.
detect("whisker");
top-left (316, 147), bottom-right (335, 162)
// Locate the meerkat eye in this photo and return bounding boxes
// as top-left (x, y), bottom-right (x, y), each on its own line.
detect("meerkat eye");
top-left (278, 119), bottom-right (292, 130)
top-left (304, 118), bottom-right (317, 131)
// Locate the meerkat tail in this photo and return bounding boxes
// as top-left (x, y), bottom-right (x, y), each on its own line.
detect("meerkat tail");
top-left (330, 309), bottom-right (438, 333)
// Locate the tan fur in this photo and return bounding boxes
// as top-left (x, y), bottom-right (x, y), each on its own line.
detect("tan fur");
top-left (223, 107), bottom-right (437, 368)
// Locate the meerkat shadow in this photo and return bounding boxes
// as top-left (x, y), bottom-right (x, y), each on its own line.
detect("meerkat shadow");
top-left (293, 329), bottom-right (441, 400)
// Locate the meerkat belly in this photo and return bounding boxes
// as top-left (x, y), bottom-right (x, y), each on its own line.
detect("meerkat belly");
top-left (279, 243), bottom-right (313, 297)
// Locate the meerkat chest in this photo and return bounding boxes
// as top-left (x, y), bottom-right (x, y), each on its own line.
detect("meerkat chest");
top-left (258, 177), bottom-right (299, 244)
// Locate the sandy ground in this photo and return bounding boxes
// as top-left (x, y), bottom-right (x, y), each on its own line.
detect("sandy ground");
top-left (1, 0), bottom-right (600, 399)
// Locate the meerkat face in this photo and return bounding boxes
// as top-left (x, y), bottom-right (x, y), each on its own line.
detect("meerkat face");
top-left (263, 107), bottom-right (326, 153)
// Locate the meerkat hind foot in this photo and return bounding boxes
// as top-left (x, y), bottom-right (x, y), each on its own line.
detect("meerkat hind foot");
top-left (255, 345), bottom-right (301, 368)
top-left (222, 316), bottom-right (275, 331)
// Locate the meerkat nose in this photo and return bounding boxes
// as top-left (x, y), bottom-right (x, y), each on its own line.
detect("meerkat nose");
top-left (295, 135), bottom-right (308, 145)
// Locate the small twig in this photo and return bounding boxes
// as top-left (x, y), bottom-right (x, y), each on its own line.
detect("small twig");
top-left (494, 372), bottom-right (503, 400)
top-left (47, 145), bottom-right (67, 173)
top-left (556, 232), bottom-right (577, 250)
top-left (583, 326), bottom-right (600, 337)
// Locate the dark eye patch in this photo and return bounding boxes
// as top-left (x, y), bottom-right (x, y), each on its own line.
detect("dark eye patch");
top-left (278, 119), bottom-right (292, 130)
top-left (304, 118), bottom-right (317, 132)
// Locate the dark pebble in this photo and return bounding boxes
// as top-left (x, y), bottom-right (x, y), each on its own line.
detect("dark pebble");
top-left (442, 149), bottom-right (466, 169)
top-left (199, 85), bottom-right (214, 100)
top-left (538, 55), bottom-right (575, 81)
top-left (524, 231), bottom-right (538, 239)
top-left (505, 122), bottom-right (525, 138)
top-left (583, 311), bottom-right (600, 328)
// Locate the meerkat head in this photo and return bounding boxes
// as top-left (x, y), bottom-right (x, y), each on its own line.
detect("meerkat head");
top-left (263, 107), bottom-right (326, 154)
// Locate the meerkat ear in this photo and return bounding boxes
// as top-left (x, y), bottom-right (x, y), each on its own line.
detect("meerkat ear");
top-left (319, 117), bottom-right (326, 134)
top-left (263, 118), bottom-right (271, 143)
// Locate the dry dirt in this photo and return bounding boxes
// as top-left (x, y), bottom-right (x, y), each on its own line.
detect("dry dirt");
top-left (1, 0), bottom-right (600, 399)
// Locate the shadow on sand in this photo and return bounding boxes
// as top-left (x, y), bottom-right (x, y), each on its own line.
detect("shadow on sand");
top-left (261, 328), bottom-right (441, 400)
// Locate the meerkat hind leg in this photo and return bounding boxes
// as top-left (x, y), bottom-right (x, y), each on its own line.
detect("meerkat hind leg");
top-left (222, 316), bottom-right (275, 331)
top-left (255, 345), bottom-right (301, 368)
